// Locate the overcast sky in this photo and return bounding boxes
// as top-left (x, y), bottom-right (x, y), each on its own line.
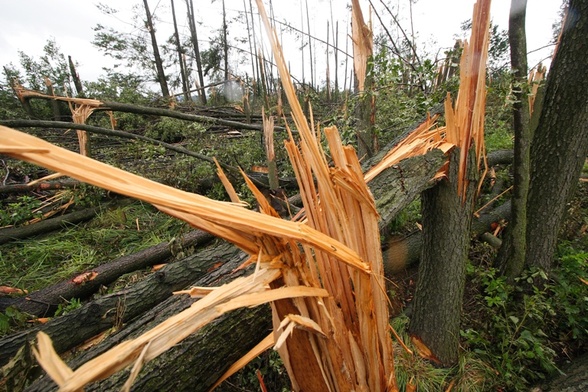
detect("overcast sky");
top-left (0, 0), bottom-right (562, 89)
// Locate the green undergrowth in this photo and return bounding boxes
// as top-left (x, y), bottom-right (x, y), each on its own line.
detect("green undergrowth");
top-left (388, 241), bottom-right (588, 392)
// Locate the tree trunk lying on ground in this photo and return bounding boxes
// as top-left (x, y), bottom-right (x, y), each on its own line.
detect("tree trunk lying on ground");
top-left (0, 230), bottom-right (214, 317)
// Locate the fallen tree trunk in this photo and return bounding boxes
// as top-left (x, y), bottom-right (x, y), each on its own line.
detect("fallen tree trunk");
top-left (26, 245), bottom-right (272, 391)
top-left (0, 230), bottom-right (214, 317)
top-left (0, 206), bottom-right (102, 246)
top-left (0, 240), bottom-right (240, 377)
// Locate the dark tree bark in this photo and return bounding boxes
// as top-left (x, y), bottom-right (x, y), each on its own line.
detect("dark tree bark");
top-left (0, 241), bottom-right (238, 371)
top-left (525, 0), bottom-right (588, 271)
top-left (408, 149), bottom-right (478, 366)
top-left (186, 0), bottom-right (207, 104)
top-left (170, 0), bottom-right (191, 102)
top-left (495, 0), bottom-right (531, 279)
top-left (142, 0), bottom-right (170, 99)
top-left (0, 179), bottom-right (80, 195)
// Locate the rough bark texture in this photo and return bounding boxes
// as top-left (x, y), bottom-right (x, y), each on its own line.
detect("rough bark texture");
top-left (0, 241), bottom-right (236, 370)
top-left (408, 149), bottom-right (477, 366)
top-left (24, 244), bottom-right (265, 392)
top-left (525, 0), bottom-right (588, 271)
top-left (495, 0), bottom-right (531, 279)
top-left (0, 230), bottom-right (213, 317)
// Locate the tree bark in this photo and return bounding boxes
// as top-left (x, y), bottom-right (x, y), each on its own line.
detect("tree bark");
top-left (0, 241), bottom-right (239, 371)
top-left (408, 149), bottom-right (478, 366)
top-left (0, 179), bottom-right (80, 195)
top-left (0, 230), bottom-right (213, 317)
top-left (495, 0), bottom-right (531, 279)
top-left (142, 0), bottom-right (170, 99)
top-left (525, 0), bottom-right (588, 271)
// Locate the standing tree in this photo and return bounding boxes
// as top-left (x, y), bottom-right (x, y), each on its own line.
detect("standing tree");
top-left (523, 0), bottom-right (588, 271)
top-left (170, 0), bottom-right (191, 102)
top-left (186, 0), bottom-right (207, 104)
top-left (142, 0), bottom-right (170, 99)
top-left (495, 0), bottom-right (531, 278)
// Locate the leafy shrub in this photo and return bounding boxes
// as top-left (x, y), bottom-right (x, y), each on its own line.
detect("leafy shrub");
top-left (463, 252), bottom-right (588, 390)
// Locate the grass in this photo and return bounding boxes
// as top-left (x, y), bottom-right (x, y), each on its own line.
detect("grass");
top-left (391, 315), bottom-right (495, 392)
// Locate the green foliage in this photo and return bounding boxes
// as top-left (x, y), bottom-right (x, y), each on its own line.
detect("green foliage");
top-left (462, 253), bottom-right (588, 390)
top-left (0, 307), bottom-right (29, 336)
top-left (144, 117), bottom-right (202, 143)
top-left (55, 298), bottom-right (82, 317)
top-left (0, 195), bottom-right (44, 227)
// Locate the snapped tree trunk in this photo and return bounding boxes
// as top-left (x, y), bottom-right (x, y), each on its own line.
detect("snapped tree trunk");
top-left (67, 56), bottom-right (84, 97)
top-left (2, 149), bottom-right (446, 391)
top-left (408, 149), bottom-right (478, 366)
top-left (143, 0), bottom-right (170, 99)
top-left (525, 0), bottom-right (588, 271)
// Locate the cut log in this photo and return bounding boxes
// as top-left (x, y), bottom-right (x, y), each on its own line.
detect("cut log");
top-left (0, 230), bottom-right (214, 317)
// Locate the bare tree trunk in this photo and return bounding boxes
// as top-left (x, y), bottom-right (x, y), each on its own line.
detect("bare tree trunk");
top-left (142, 0), bottom-right (170, 99)
top-left (186, 0), bottom-right (207, 104)
top-left (243, 0), bottom-right (256, 84)
top-left (495, 0), bottom-right (530, 279)
top-left (525, 0), bottom-right (588, 271)
top-left (222, 0), bottom-right (229, 82)
top-left (248, 0), bottom-right (261, 96)
top-left (171, 0), bottom-right (191, 102)
top-left (305, 0), bottom-right (314, 90)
